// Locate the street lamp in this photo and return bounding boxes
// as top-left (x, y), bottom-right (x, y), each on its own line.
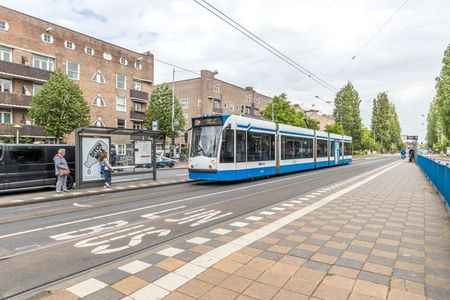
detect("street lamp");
top-left (14, 124), bottom-right (22, 144)
top-left (315, 95), bottom-right (341, 124)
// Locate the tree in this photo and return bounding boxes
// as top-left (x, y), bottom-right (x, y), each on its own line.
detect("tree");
top-left (435, 44), bottom-right (450, 141)
top-left (334, 82), bottom-right (363, 149)
top-left (144, 83), bottom-right (186, 152)
top-left (29, 69), bottom-right (90, 143)
top-left (371, 92), bottom-right (402, 152)
top-left (304, 117), bottom-right (320, 130)
top-left (261, 93), bottom-right (306, 127)
top-left (324, 123), bottom-right (344, 135)
top-left (426, 99), bottom-right (439, 148)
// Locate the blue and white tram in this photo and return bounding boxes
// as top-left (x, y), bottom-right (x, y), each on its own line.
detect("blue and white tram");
top-left (188, 115), bottom-right (352, 181)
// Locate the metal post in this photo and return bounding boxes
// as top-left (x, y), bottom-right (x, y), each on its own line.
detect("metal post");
top-left (74, 128), bottom-right (81, 189)
top-left (152, 136), bottom-right (157, 181)
top-left (171, 68), bottom-right (175, 158)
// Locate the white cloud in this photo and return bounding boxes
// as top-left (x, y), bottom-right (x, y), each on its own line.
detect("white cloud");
top-left (2, 0), bottom-right (449, 141)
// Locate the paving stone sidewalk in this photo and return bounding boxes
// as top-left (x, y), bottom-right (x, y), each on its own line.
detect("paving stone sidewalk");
top-left (42, 161), bottom-right (450, 300)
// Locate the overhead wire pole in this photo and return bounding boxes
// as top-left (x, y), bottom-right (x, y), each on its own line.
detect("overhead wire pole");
top-left (192, 0), bottom-right (337, 93)
top-left (171, 68), bottom-right (175, 159)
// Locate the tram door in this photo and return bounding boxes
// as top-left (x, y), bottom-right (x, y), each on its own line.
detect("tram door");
top-left (334, 141), bottom-right (341, 165)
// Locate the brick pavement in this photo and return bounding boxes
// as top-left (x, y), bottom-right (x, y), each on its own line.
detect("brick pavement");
top-left (41, 161), bottom-right (450, 300)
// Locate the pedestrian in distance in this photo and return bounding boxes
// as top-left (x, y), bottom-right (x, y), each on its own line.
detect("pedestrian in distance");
top-left (400, 148), bottom-right (406, 159)
top-left (53, 148), bottom-right (70, 193)
top-left (99, 150), bottom-right (113, 188)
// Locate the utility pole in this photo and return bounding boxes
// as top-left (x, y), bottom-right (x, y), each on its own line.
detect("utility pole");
top-left (171, 68), bottom-right (175, 158)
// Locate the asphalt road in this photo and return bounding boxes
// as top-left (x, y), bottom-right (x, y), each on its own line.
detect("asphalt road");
top-left (0, 157), bottom-right (396, 299)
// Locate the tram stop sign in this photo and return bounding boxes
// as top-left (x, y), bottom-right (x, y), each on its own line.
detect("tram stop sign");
top-left (152, 121), bottom-right (158, 131)
top-left (407, 135), bottom-right (418, 140)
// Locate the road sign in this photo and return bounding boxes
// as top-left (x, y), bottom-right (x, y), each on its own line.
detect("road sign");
top-left (152, 121), bottom-right (158, 131)
top-left (407, 135), bottom-right (418, 140)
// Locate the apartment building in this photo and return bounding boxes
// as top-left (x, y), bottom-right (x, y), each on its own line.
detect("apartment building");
top-left (0, 5), bottom-right (153, 143)
top-left (173, 70), bottom-right (272, 147)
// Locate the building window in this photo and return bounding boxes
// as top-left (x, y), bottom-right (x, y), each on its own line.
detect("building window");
top-left (117, 144), bottom-right (126, 155)
top-left (93, 117), bottom-right (105, 127)
top-left (0, 78), bottom-right (12, 93)
top-left (229, 103), bottom-right (234, 112)
top-left (64, 40), bottom-right (75, 50)
top-left (92, 94), bottom-right (106, 107)
top-left (213, 84), bottom-right (220, 93)
top-left (213, 99), bottom-right (221, 108)
top-left (0, 46), bottom-right (11, 62)
top-left (41, 33), bottom-right (53, 44)
top-left (85, 47), bottom-right (95, 55)
top-left (116, 74), bottom-right (126, 90)
top-left (256, 96), bottom-right (260, 104)
top-left (133, 102), bottom-right (142, 112)
top-left (103, 52), bottom-right (112, 61)
top-left (116, 118), bottom-right (126, 129)
top-left (66, 61), bottom-right (80, 80)
top-left (33, 84), bottom-right (43, 96)
top-left (0, 108), bottom-right (12, 124)
top-left (246, 94), bottom-right (252, 102)
top-left (0, 21), bottom-right (9, 31)
top-left (132, 80), bottom-right (141, 91)
top-left (198, 99), bottom-right (201, 107)
top-left (180, 98), bottom-right (188, 109)
top-left (92, 70), bottom-right (105, 83)
top-left (32, 54), bottom-right (54, 71)
top-left (245, 106), bottom-right (251, 115)
top-left (134, 61), bottom-right (142, 69)
top-left (119, 57), bottom-right (128, 65)
top-left (23, 85), bottom-right (31, 96)
top-left (116, 96), bottom-right (126, 112)
top-left (223, 103), bottom-right (228, 108)
top-left (133, 122), bottom-right (142, 130)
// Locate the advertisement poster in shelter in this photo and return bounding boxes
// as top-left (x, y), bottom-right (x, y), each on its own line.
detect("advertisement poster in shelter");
top-left (134, 141), bottom-right (152, 165)
top-left (81, 137), bottom-right (110, 182)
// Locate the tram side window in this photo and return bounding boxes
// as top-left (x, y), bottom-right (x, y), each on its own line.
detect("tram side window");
top-left (344, 143), bottom-right (352, 156)
top-left (317, 139), bottom-right (328, 158)
top-left (248, 132), bottom-right (274, 161)
top-left (298, 138), bottom-right (314, 159)
top-left (236, 130), bottom-right (246, 162)
top-left (281, 136), bottom-right (313, 159)
top-left (220, 129), bottom-right (234, 163)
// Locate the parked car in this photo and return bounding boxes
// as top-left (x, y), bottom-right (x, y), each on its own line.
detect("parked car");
top-left (0, 144), bottom-right (75, 192)
top-left (145, 156), bottom-right (174, 169)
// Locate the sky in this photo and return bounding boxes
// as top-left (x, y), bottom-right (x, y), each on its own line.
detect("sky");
top-left (3, 0), bottom-right (449, 142)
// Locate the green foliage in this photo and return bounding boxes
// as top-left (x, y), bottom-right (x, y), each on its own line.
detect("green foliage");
top-left (304, 117), bottom-right (320, 130)
top-left (324, 122), bottom-right (344, 135)
top-left (261, 93), bottom-right (306, 127)
top-left (427, 44), bottom-right (450, 152)
top-left (144, 83), bottom-right (186, 142)
top-left (334, 82), bottom-right (363, 149)
top-left (29, 69), bottom-right (90, 142)
top-left (371, 92), bottom-right (402, 152)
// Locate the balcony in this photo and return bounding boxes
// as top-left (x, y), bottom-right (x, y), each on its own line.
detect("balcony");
top-left (0, 123), bottom-right (46, 137)
top-left (0, 92), bottom-right (32, 107)
top-left (130, 89), bottom-right (149, 102)
top-left (0, 60), bottom-right (51, 82)
top-left (130, 110), bottom-right (146, 121)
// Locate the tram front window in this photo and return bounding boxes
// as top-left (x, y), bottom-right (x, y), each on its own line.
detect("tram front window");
top-left (191, 126), bottom-right (222, 158)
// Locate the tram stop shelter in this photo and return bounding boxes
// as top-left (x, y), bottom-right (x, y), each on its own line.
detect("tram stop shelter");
top-left (74, 126), bottom-right (160, 189)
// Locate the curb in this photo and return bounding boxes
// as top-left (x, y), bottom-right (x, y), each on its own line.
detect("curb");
top-left (0, 179), bottom-right (193, 208)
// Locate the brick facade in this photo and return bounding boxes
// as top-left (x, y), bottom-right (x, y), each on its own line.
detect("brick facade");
top-left (0, 5), bottom-right (153, 143)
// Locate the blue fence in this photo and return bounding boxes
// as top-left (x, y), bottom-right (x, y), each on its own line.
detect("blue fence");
top-left (417, 154), bottom-right (450, 208)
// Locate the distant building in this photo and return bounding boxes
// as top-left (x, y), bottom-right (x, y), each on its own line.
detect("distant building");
top-left (293, 104), bottom-right (335, 130)
top-left (171, 70), bottom-right (272, 148)
top-left (0, 5), bottom-right (153, 143)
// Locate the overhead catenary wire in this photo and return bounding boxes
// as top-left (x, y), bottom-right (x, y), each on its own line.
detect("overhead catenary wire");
top-left (192, 0), bottom-right (338, 93)
top-left (154, 58), bottom-right (201, 76)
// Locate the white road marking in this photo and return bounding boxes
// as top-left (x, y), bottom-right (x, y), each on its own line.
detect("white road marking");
top-left (246, 216), bottom-right (263, 221)
top-left (118, 260), bottom-right (152, 274)
top-left (157, 247), bottom-right (184, 257)
top-left (230, 222), bottom-right (248, 227)
top-left (272, 207), bottom-right (285, 211)
top-left (165, 208), bottom-right (233, 227)
top-left (0, 160), bottom-right (387, 240)
top-left (14, 244), bottom-right (41, 251)
top-left (141, 206), bottom-right (186, 219)
top-left (187, 237), bottom-right (210, 244)
top-left (210, 228), bottom-right (231, 235)
top-left (67, 278), bottom-right (107, 298)
top-left (130, 161), bottom-right (400, 297)
top-left (10, 200), bottom-right (24, 203)
top-left (73, 202), bottom-right (92, 208)
top-left (290, 200), bottom-right (303, 204)
top-left (50, 220), bottom-right (128, 241)
top-left (282, 203), bottom-right (294, 207)
top-left (298, 197), bottom-right (309, 200)
top-left (305, 195), bottom-right (316, 198)
top-left (260, 211), bottom-right (275, 215)
top-left (32, 197), bottom-right (46, 200)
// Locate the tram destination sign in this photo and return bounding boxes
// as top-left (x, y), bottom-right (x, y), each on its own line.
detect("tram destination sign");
top-left (193, 116), bottom-right (223, 127)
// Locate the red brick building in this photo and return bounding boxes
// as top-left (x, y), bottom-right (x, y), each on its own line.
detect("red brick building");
top-left (0, 5), bottom-right (153, 143)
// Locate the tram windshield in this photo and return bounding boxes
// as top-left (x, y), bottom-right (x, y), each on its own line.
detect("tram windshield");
top-left (190, 125), bottom-right (222, 158)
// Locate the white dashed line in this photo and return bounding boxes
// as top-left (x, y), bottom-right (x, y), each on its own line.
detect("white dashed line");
top-left (210, 228), bottom-right (231, 235)
top-left (260, 211), bottom-right (275, 215)
top-left (230, 222), bottom-right (248, 227)
top-left (246, 216), bottom-right (263, 221)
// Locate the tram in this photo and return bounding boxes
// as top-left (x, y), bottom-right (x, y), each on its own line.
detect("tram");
top-left (188, 115), bottom-right (352, 181)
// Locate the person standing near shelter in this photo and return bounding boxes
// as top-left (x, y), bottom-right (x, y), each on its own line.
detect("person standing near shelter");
top-left (99, 150), bottom-right (113, 188)
top-left (53, 148), bottom-right (69, 193)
